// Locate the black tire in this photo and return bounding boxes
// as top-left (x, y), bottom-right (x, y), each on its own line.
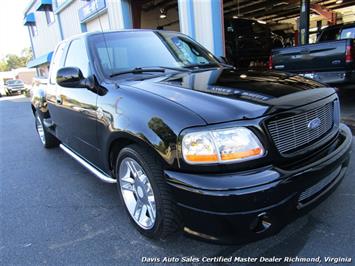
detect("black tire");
top-left (115, 144), bottom-right (181, 240)
top-left (35, 111), bottom-right (59, 148)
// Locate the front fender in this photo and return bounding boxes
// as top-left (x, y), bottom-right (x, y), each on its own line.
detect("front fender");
top-left (97, 83), bottom-right (207, 173)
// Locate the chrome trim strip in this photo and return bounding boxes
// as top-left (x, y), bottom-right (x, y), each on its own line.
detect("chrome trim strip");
top-left (59, 144), bottom-right (117, 184)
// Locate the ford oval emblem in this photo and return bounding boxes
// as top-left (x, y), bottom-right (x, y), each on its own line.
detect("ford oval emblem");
top-left (308, 118), bottom-right (321, 129)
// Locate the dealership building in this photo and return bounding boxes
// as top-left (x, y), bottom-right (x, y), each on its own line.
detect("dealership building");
top-left (24, 0), bottom-right (355, 77)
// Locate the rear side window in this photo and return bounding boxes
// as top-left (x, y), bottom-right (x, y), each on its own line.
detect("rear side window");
top-left (340, 27), bottom-right (355, 39)
top-left (64, 39), bottom-right (90, 77)
top-left (233, 20), bottom-right (269, 36)
top-left (49, 42), bottom-right (66, 84)
top-left (318, 27), bottom-right (341, 42)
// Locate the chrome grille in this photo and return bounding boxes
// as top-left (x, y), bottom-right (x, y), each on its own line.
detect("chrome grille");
top-left (267, 102), bottom-right (334, 154)
top-left (299, 166), bottom-right (341, 202)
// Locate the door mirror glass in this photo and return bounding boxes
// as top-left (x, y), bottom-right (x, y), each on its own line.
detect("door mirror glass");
top-left (56, 67), bottom-right (85, 88)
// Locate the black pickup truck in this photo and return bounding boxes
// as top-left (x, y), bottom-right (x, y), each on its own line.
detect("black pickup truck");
top-left (271, 23), bottom-right (355, 85)
top-left (31, 30), bottom-right (352, 243)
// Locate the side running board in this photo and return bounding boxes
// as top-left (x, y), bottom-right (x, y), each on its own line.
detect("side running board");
top-left (59, 144), bottom-right (117, 184)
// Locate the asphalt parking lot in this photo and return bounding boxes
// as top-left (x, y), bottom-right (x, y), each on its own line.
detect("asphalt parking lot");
top-left (0, 95), bottom-right (354, 265)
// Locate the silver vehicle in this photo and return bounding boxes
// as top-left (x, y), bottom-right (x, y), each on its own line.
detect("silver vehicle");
top-left (4, 79), bottom-right (25, 95)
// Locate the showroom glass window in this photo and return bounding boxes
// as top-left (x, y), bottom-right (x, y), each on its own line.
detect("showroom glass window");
top-left (64, 39), bottom-right (90, 77)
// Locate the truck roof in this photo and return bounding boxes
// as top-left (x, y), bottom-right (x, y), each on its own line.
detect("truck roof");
top-left (58, 29), bottom-right (180, 44)
top-left (322, 22), bottom-right (355, 31)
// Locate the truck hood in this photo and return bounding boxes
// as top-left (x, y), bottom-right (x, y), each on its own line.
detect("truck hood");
top-left (129, 68), bottom-right (336, 124)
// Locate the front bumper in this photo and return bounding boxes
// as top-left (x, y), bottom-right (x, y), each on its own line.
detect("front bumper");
top-left (165, 124), bottom-right (352, 243)
top-left (7, 87), bottom-right (24, 94)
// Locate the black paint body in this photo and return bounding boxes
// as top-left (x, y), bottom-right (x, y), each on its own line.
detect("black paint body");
top-left (31, 31), bottom-right (352, 243)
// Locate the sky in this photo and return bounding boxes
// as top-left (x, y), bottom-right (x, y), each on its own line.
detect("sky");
top-left (0, 0), bottom-right (31, 59)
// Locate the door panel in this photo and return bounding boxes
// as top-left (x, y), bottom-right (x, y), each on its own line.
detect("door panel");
top-left (47, 42), bottom-right (69, 141)
top-left (58, 87), bottom-right (99, 164)
top-left (55, 38), bottom-right (100, 165)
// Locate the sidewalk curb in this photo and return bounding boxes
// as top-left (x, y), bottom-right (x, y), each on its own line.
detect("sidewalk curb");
top-left (342, 117), bottom-right (355, 136)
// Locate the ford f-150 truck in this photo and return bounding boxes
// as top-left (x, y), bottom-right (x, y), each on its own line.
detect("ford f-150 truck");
top-left (270, 23), bottom-right (355, 85)
top-left (31, 30), bottom-right (352, 243)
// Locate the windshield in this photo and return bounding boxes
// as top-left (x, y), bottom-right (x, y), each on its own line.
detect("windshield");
top-left (6, 80), bottom-right (23, 85)
top-left (318, 27), bottom-right (341, 42)
top-left (89, 31), bottom-right (219, 77)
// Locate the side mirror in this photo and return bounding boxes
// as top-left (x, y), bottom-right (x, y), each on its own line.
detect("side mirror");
top-left (56, 67), bottom-right (87, 88)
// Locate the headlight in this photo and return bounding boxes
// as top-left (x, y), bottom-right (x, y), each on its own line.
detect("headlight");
top-left (182, 127), bottom-right (264, 164)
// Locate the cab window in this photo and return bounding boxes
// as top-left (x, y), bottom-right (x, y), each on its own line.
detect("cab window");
top-left (318, 27), bottom-right (341, 42)
top-left (49, 42), bottom-right (66, 84)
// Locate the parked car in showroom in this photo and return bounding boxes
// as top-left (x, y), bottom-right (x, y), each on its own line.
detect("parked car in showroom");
top-left (4, 79), bottom-right (25, 95)
top-left (271, 22), bottom-right (355, 85)
top-left (31, 30), bottom-right (352, 243)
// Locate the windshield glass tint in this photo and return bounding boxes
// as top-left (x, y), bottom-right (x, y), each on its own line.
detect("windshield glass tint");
top-left (232, 19), bottom-right (269, 36)
top-left (89, 31), bottom-right (218, 77)
top-left (318, 27), bottom-right (341, 42)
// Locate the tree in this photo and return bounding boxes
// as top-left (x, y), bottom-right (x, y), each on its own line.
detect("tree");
top-left (0, 47), bottom-right (33, 71)
top-left (0, 60), bottom-right (7, 72)
top-left (5, 54), bottom-right (25, 70)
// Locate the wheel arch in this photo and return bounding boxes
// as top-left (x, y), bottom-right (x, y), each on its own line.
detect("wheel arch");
top-left (107, 132), bottom-right (173, 177)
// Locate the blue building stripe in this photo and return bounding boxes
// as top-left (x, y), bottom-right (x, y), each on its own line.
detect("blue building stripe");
top-left (56, 13), bottom-right (64, 40)
top-left (121, 0), bottom-right (132, 28)
top-left (211, 0), bottom-right (224, 56)
top-left (186, 0), bottom-right (195, 39)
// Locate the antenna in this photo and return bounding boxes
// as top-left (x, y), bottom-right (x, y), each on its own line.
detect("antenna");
top-left (93, 0), bottom-right (114, 76)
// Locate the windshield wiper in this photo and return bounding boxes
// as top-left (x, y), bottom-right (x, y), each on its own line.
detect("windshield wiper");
top-left (183, 63), bottom-right (220, 69)
top-left (157, 66), bottom-right (191, 72)
top-left (110, 66), bottom-right (190, 78)
top-left (110, 67), bottom-right (165, 77)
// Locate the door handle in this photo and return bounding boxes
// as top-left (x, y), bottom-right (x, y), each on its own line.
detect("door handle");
top-left (56, 96), bottom-right (62, 105)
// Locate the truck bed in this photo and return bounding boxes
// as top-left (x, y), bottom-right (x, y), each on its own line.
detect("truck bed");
top-left (271, 39), bottom-right (355, 85)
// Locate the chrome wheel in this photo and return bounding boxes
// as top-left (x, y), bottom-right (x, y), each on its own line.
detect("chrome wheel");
top-left (36, 115), bottom-right (45, 145)
top-left (119, 158), bottom-right (156, 229)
